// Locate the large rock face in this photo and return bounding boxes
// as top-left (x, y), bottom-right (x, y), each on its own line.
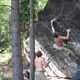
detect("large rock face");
top-left (34, 0), bottom-right (80, 78)
top-left (24, 0), bottom-right (80, 79)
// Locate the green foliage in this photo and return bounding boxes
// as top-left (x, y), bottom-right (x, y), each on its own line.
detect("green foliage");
top-left (34, 0), bottom-right (48, 21)
top-left (0, 0), bottom-right (48, 53)
top-left (20, 0), bottom-right (29, 28)
top-left (0, 76), bottom-right (12, 80)
top-left (19, 0), bottom-right (48, 39)
top-left (0, 76), bottom-right (3, 80)
top-left (19, 0), bottom-right (30, 39)
top-left (0, 0), bottom-right (11, 54)
top-left (20, 0), bottom-right (48, 25)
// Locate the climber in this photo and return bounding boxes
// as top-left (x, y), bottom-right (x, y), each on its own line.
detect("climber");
top-left (51, 18), bottom-right (72, 49)
top-left (53, 29), bottom-right (76, 58)
top-left (51, 18), bottom-right (76, 58)
top-left (53, 29), bottom-right (71, 50)
top-left (34, 50), bottom-right (51, 80)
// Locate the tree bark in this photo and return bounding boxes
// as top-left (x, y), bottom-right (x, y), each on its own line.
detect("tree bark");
top-left (11, 0), bottom-right (24, 80)
top-left (29, 0), bottom-right (35, 80)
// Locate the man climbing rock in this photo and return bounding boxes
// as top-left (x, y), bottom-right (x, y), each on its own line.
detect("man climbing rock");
top-left (53, 29), bottom-right (70, 50)
top-left (51, 19), bottom-right (76, 58)
top-left (53, 29), bottom-right (76, 58)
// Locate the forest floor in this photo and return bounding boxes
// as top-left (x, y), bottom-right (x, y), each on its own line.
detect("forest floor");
top-left (0, 54), bottom-right (70, 80)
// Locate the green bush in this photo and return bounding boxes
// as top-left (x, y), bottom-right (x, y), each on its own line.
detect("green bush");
top-left (0, 76), bottom-right (12, 80)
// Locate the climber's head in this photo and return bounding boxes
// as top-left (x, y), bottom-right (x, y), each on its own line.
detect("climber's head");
top-left (54, 32), bottom-right (60, 38)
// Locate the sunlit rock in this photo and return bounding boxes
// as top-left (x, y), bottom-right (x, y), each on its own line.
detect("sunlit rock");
top-left (24, 0), bottom-right (80, 78)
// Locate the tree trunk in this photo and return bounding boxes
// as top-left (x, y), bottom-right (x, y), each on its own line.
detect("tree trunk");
top-left (11, 0), bottom-right (24, 80)
top-left (29, 0), bottom-right (35, 80)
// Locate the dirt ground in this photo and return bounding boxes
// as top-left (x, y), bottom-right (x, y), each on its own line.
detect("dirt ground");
top-left (0, 64), bottom-right (70, 80)
top-left (0, 54), bottom-right (70, 80)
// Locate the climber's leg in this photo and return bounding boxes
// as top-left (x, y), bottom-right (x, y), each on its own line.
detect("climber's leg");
top-left (53, 44), bottom-right (63, 50)
top-left (63, 47), bottom-right (76, 58)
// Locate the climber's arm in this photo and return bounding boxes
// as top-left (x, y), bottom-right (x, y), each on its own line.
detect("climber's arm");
top-left (61, 29), bottom-right (71, 40)
top-left (51, 19), bottom-right (56, 34)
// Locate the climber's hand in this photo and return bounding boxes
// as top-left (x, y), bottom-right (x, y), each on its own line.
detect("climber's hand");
top-left (51, 18), bottom-right (56, 23)
top-left (47, 59), bottom-right (51, 64)
top-left (66, 29), bottom-right (71, 33)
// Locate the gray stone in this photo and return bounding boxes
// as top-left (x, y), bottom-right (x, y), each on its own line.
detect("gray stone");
top-left (24, 0), bottom-right (80, 78)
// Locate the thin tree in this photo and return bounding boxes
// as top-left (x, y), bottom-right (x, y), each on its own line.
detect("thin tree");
top-left (11, 0), bottom-right (24, 80)
top-left (29, 0), bottom-right (35, 80)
